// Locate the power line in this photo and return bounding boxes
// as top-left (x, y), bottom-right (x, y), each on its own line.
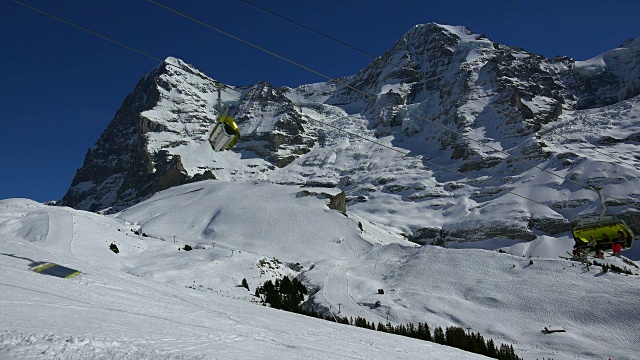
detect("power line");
top-left (7, 0), bottom-right (404, 157)
top-left (303, 120), bottom-right (549, 208)
top-left (237, 0), bottom-right (381, 60)
top-left (142, 2), bottom-right (563, 182)
top-left (537, 115), bottom-right (640, 171)
top-left (148, 0), bottom-right (636, 208)
top-left (8, 0), bottom-right (244, 96)
top-left (147, 0), bottom-right (339, 82)
top-left (307, 119), bottom-right (409, 157)
top-left (10, 0), bottom-right (163, 62)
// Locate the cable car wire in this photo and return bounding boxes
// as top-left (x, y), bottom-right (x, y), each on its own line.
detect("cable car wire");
top-left (10, 0), bottom-right (163, 62)
top-left (8, 0), bottom-right (245, 96)
top-left (148, 0), bottom-right (639, 208)
top-left (236, 0), bottom-right (381, 60)
top-left (7, 0), bottom-right (402, 155)
top-left (537, 119), bottom-right (640, 171)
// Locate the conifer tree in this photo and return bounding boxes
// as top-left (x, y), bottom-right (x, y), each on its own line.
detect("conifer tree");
top-left (385, 322), bottom-right (394, 333)
top-left (433, 326), bottom-right (445, 344)
top-left (486, 339), bottom-right (498, 358)
top-left (423, 322), bottom-right (432, 342)
top-left (445, 326), bottom-right (465, 348)
top-left (280, 276), bottom-right (292, 295)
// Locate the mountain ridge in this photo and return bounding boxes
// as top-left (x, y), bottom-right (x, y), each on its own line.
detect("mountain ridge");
top-left (61, 22), bottom-right (640, 247)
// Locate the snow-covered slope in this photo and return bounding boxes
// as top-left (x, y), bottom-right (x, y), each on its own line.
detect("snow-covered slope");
top-left (4, 182), bottom-right (639, 359)
top-left (0, 193), bottom-right (484, 360)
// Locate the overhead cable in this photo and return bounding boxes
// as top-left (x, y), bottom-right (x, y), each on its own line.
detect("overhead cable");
top-left (10, 0), bottom-right (163, 62)
top-left (8, 0), bottom-right (243, 95)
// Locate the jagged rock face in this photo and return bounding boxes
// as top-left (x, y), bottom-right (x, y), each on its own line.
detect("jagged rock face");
top-left (326, 24), bottom-right (640, 171)
top-left (61, 65), bottom-right (164, 211)
top-left (565, 38), bottom-right (640, 109)
top-left (232, 82), bottom-right (314, 167)
top-left (61, 59), bottom-right (309, 211)
top-left (61, 25), bottom-right (640, 246)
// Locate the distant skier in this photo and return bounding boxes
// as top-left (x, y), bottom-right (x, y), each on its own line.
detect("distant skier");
top-left (595, 249), bottom-right (604, 259)
top-left (612, 230), bottom-right (626, 256)
top-left (572, 247), bottom-right (582, 259)
top-left (587, 236), bottom-right (596, 250)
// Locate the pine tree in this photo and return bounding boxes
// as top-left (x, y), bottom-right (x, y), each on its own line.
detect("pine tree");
top-left (416, 322), bottom-right (428, 341)
top-left (423, 322), bottom-right (432, 342)
top-left (280, 276), bottom-right (292, 295)
top-left (497, 343), bottom-right (521, 360)
top-left (433, 326), bottom-right (445, 344)
top-left (385, 322), bottom-right (394, 333)
top-left (470, 332), bottom-right (487, 355)
top-left (445, 326), bottom-right (466, 349)
top-left (486, 339), bottom-right (498, 358)
top-left (407, 322), bottom-right (416, 338)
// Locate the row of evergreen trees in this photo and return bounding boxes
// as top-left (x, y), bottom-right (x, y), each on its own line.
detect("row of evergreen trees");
top-left (254, 276), bottom-right (308, 312)
top-left (254, 276), bottom-right (522, 360)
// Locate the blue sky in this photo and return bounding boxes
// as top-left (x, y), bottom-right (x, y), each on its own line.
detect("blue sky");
top-left (1, 0), bottom-right (639, 202)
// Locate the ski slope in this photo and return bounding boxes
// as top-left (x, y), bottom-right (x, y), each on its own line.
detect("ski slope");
top-left (0, 195), bottom-right (483, 360)
top-left (1, 181), bottom-right (639, 359)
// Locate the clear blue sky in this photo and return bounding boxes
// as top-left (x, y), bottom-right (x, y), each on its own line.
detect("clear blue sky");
top-left (1, 0), bottom-right (639, 202)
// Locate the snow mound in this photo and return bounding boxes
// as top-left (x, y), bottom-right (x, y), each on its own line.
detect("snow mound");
top-left (117, 181), bottom-right (407, 262)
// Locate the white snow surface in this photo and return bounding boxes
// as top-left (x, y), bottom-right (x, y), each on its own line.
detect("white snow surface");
top-left (2, 182), bottom-right (640, 359)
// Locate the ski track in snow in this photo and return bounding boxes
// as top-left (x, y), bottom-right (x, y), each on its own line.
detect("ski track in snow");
top-left (322, 257), bottom-right (388, 323)
top-left (0, 330), bottom-right (206, 360)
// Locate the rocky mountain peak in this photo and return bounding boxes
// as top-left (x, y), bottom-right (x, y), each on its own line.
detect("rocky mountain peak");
top-left (569, 36), bottom-right (640, 109)
top-left (61, 25), bottom-right (640, 247)
top-left (404, 23), bottom-right (480, 49)
top-left (61, 58), bottom-right (317, 211)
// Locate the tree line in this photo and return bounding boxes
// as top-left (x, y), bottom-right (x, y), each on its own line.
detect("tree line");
top-left (252, 276), bottom-right (522, 360)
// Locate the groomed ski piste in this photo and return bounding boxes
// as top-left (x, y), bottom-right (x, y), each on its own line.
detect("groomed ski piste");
top-left (1, 181), bottom-right (639, 359)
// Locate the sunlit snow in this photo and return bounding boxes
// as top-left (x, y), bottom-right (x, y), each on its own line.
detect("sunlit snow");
top-left (2, 181), bottom-right (639, 359)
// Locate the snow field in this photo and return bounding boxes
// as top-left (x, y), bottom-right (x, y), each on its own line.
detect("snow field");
top-left (2, 180), bottom-right (639, 359)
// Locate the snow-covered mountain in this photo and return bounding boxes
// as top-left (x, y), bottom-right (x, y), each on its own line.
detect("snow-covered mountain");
top-left (5, 21), bottom-right (640, 360)
top-left (3, 183), bottom-right (639, 359)
top-left (61, 23), bottom-right (640, 247)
